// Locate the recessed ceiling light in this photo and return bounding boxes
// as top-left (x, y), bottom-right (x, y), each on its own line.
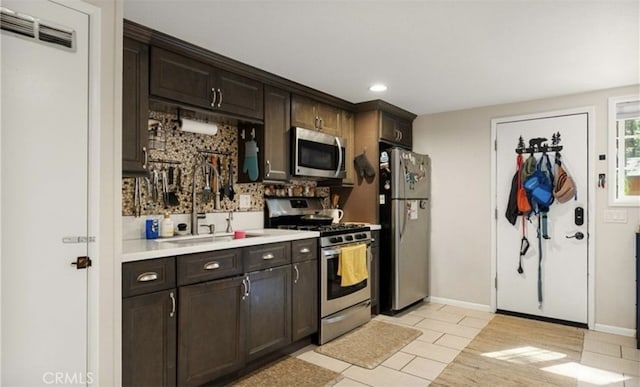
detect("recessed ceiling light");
top-left (369, 83), bottom-right (387, 92)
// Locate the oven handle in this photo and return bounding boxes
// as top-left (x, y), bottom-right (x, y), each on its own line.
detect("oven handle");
top-left (322, 242), bottom-right (371, 258)
top-left (322, 248), bottom-right (341, 257)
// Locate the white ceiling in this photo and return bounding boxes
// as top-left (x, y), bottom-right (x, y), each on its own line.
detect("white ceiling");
top-left (123, 0), bottom-right (639, 116)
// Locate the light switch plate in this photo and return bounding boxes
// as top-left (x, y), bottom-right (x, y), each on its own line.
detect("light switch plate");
top-left (603, 209), bottom-right (627, 223)
top-left (239, 194), bottom-right (251, 209)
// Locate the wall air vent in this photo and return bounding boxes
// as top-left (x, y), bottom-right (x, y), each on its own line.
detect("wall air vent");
top-left (0, 7), bottom-right (75, 52)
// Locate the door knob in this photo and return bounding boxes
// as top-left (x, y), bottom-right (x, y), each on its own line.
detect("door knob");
top-left (565, 232), bottom-right (584, 240)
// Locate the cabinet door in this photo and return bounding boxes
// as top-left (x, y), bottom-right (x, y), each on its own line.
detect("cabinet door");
top-left (291, 95), bottom-right (318, 129)
top-left (122, 38), bottom-right (149, 176)
top-left (178, 277), bottom-right (246, 387)
top-left (263, 85), bottom-right (290, 181)
top-left (340, 110), bottom-right (356, 185)
top-left (379, 111), bottom-right (397, 145)
top-left (246, 266), bottom-right (292, 361)
top-left (150, 47), bottom-right (215, 109)
top-left (122, 290), bottom-right (177, 387)
top-left (397, 118), bottom-right (413, 149)
top-left (292, 260), bottom-right (318, 341)
top-left (216, 70), bottom-right (263, 120)
top-left (244, 242), bottom-right (291, 272)
top-left (317, 103), bottom-right (340, 136)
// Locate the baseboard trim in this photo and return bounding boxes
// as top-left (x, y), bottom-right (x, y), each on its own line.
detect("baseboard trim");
top-left (594, 323), bottom-right (636, 337)
top-left (429, 297), bottom-right (492, 313)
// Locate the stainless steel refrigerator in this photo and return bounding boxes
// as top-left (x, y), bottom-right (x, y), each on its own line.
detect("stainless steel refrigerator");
top-left (379, 147), bottom-right (430, 313)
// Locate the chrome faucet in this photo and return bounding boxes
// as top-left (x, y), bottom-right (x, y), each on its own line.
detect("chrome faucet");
top-left (226, 211), bottom-right (234, 233)
top-left (191, 156), bottom-right (220, 235)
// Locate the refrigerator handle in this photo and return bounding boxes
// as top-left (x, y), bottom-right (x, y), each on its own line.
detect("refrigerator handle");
top-left (334, 136), bottom-right (343, 177)
top-left (399, 156), bottom-right (408, 241)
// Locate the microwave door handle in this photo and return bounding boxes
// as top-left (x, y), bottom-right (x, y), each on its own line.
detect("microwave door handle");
top-left (334, 136), bottom-right (343, 177)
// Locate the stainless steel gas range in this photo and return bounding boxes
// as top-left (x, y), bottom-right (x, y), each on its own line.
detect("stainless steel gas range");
top-left (265, 197), bottom-right (372, 344)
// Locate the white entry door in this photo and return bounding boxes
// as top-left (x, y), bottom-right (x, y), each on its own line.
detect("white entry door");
top-left (1, 1), bottom-right (90, 385)
top-left (495, 112), bottom-right (589, 324)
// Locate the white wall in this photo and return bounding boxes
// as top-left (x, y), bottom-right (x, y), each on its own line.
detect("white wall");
top-left (413, 85), bottom-right (640, 331)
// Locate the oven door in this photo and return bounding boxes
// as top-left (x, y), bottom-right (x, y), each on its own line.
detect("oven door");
top-left (292, 127), bottom-right (346, 179)
top-left (321, 242), bottom-right (371, 317)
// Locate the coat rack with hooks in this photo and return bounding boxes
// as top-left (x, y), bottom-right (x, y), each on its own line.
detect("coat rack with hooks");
top-left (515, 132), bottom-right (563, 154)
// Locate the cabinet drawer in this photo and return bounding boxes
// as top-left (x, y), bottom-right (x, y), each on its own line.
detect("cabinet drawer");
top-left (291, 238), bottom-right (318, 263)
top-left (244, 242), bottom-right (291, 272)
top-left (177, 249), bottom-right (243, 286)
top-left (123, 257), bottom-right (176, 298)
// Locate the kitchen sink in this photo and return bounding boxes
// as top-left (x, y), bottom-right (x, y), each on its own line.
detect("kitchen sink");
top-left (155, 233), bottom-right (260, 244)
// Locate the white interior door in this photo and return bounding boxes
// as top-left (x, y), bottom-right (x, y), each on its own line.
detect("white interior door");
top-left (1, 1), bottom-right (90, 385)
top-left (495, 113), bottom-right (589, 324)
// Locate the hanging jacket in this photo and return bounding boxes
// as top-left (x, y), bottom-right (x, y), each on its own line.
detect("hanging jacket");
top-left (505, 170), bottom-right (519, 225)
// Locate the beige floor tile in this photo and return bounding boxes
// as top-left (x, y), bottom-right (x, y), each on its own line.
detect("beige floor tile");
top-left (409, 309), bottom-right (464, 324)
top-left (622, 346), bottom-right (640, 362)
top-left (296, 350), bottom-right (352, 373)
top-left (401, 356), bottom-right (448, 381)
top-left (458, 316), bottom-right (491, 329)
top-left (289, 344), bottom-right (317, 357)
top-left (581, 351), bottom-right (640, 377)
top-left (434, 334), bottom-right (473, 350)
top-left (412, 327), bottom-right (445, 343)
top-left (584, 330), bottom-right (637, 348)
top-left (583, 338), bottom-right (622, 357)
top-left (414, 302), bottom-right (445, 312)
top-left (385, 313), bottom-right (425, 327)
top-left (625, 375), bottom-right (640, 387)
top-left (439, 305), bottom-right (494, 320)
top-left (333, 377), bottom-right (371, 387)
top-left (415, 318), bottom-right (481, 339)
top-left (382, 351), bottom-right (416, 370)
top-left (402, 340), bottom-right (461, 363)
top-left (342, 365), bottom-right (430, 387)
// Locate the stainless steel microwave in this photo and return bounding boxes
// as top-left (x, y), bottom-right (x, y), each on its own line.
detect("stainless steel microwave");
top-left (291, 127), bottom-right (346, 179)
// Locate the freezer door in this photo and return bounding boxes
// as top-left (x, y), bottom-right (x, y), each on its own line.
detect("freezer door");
top-left (391, 148), bottom-right (430, 199)
top-left (391, 198), bottom-right (430, 310)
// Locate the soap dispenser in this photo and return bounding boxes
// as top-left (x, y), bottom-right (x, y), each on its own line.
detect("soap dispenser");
top-left (160, 213), bottom-right (174, 238)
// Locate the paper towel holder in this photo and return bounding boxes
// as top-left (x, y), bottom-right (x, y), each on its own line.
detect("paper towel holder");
top-left (176, 107), bottom-right (219, 136)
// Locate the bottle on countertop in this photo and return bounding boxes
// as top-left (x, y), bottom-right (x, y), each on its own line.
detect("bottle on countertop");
top-left (160, 213), bottom-right (174, 238)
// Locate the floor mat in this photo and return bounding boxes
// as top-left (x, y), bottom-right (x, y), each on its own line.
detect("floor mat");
top-left (431, 314), bottom-right (584, 386)
top-left (315, 320), bottom-right (422, 369)
top-left (231, 356), bottom-right (343, 387)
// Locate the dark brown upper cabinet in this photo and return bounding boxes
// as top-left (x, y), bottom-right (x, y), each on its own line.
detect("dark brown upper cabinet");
top-left (340, 110), bottom-right (356, 185)
top-left (263, 86), bottom-right (291, 181)
top-left (380, 111), bottom-right (412, 149)
top-left (122, 37), bottom-right (149, 176)
top-left (150, 47), bottom-right (263, 120)
top-left (291, 95), bottom-right (340, 136)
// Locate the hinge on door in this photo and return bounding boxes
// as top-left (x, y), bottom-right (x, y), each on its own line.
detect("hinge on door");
top-left (495, 277), bottom-right (497, 289)
top-left (494, 139), bottom-right (497, 151)
top-left (62, 236), bottom-right (96, 244)
top-left (495, 208), bottom-right (498, 220)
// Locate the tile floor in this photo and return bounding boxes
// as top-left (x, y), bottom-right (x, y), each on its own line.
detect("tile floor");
top-left (291, 302), bottom-right (640, 386)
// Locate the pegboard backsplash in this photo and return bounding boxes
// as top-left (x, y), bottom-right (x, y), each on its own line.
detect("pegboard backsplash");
top-left (122, 111), bottom-right (330, 216)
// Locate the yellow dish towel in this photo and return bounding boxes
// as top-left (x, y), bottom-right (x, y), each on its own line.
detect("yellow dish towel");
top-left (337, 244), bottom-right (368, 287)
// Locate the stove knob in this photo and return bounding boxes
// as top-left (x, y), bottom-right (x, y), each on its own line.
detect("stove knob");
top-left (355, 234), bottom-right (365, 240)
top-left (330, 237), bottom-right (343, 243)
top-left (345, 235), bottom-right (354, 241)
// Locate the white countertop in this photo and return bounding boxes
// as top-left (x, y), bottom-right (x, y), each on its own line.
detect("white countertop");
top-left (123, 229), bottom-right (320, 262)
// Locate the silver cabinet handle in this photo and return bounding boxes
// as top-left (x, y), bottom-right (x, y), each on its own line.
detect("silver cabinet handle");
top-left (299, 247), bottom-right (310, 254)
top-left (314, 116), bottom-right (319, 129)
top-left (142, 146), bottom-right (147, 170)
top-left (246, 276), bottom-right (251, 296)
top-left (136, 272), bottom-right (158, 282)
top-left (334, 136), bottom-right (343, 177)
top-left (210, 87), bottom-right (217, 107)
top-left (169, 291), bottom-right (176, 318)
top-left (217, 88), bottom-right (222, 107)
top-left (203, 261), bottom-right (220, 270)
top-left (293, 264), bottom-right (300, 284)
top-left (241, 278), bottom-right (247, 299)
top-left (262, 253), bottom-right (275, 260)
top-left (265, 160), bottom-right (271, 177)
top-left (319, 118), bottom-right (324, 129)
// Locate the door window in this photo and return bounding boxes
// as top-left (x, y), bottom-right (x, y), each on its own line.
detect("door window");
top-left (609, 95), bottom-right (640, 206)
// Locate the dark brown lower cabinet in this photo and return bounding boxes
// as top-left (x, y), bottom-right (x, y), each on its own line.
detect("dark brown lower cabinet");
top-left (292, 260), bottom-right (318, 341)
top-left (246, 266), bottom-right (292, 361)
top-left (178, 276), bottom-right (247, 387)
top-left (122, 290), bottom-right (177, 387)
